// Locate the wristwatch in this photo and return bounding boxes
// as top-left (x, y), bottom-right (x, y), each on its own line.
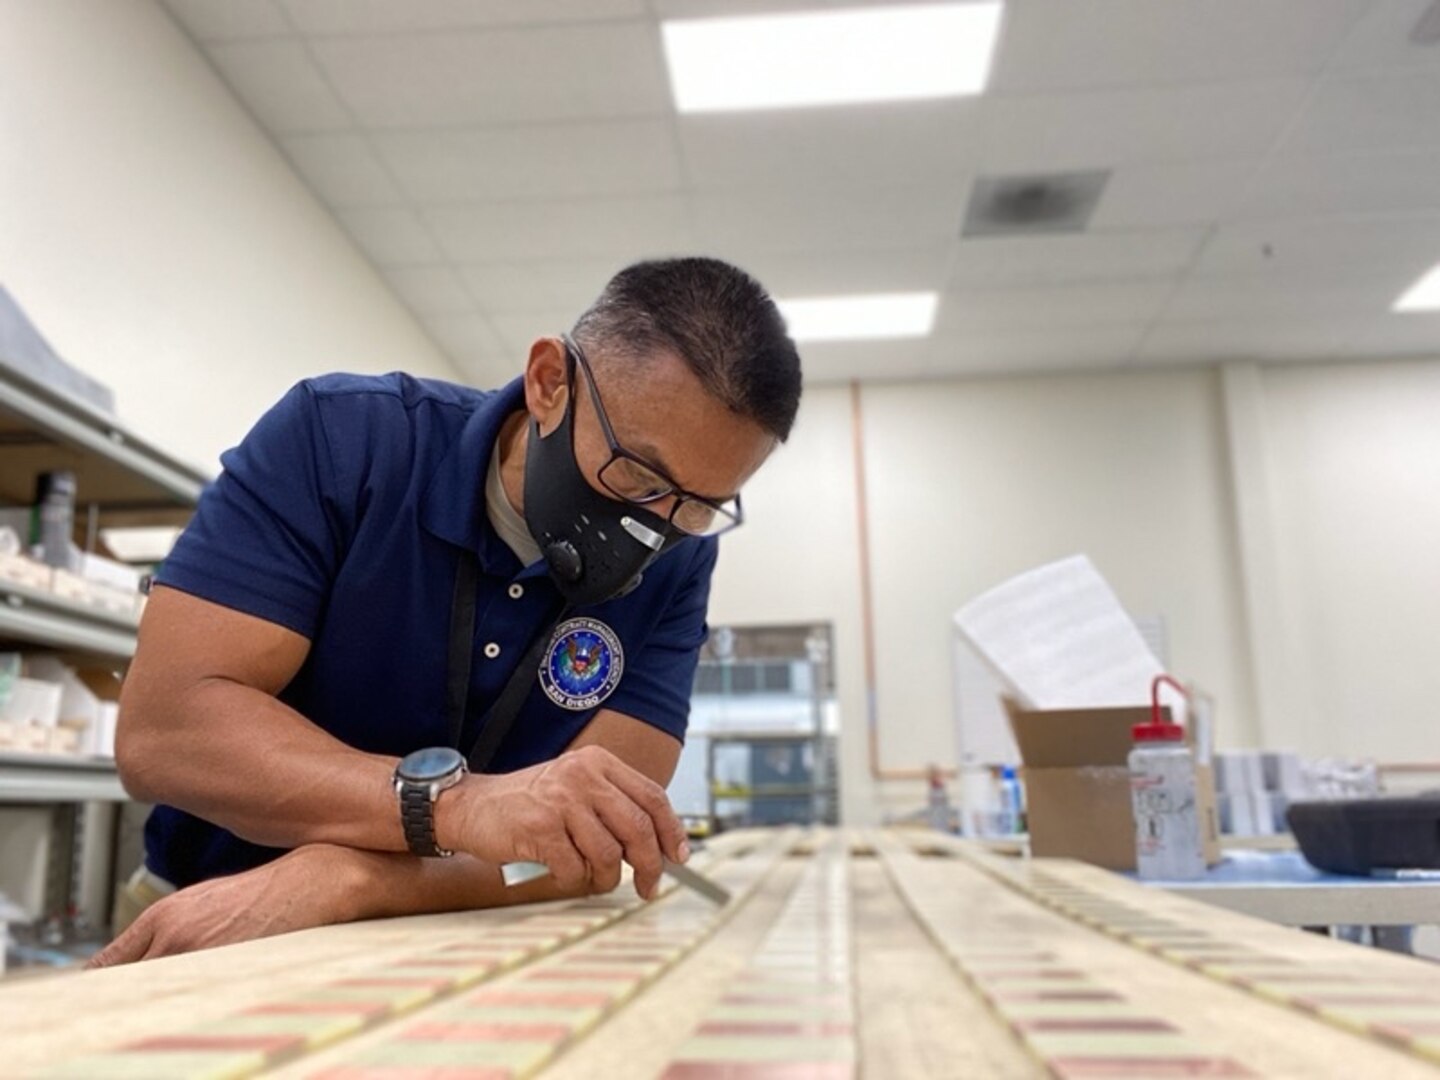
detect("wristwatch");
top-left (393, 747), bottom-right (468, 857)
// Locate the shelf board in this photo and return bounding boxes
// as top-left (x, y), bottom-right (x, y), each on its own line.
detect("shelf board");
top-left (0, 359), bottom-right (209, 509)
top-left (0, 752), bottom-right (126, 802)
top-left (0, 577), bottom-right (137, 659)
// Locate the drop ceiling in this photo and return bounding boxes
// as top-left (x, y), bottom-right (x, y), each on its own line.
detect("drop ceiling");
top-left (162, 0), bottom-right (1440, 385)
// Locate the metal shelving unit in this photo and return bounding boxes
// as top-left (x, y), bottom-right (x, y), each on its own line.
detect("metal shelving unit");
top-left (0, 346), bottom-right (207, 960)
top-left (0, 576), bottom-right (138, 660)
top-left (0, 753), bottom-right (126, 804)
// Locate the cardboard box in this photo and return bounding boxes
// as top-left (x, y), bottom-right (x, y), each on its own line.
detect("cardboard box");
top-left (1005, 699), bottom-right (1221, 871)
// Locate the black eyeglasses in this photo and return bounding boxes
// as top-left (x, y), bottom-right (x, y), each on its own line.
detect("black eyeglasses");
top-left (563, 335), bottom-right (744, 538)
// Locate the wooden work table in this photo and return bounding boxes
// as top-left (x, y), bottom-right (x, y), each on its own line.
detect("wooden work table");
top-left (2, 827), bottom-right (1438, 1078)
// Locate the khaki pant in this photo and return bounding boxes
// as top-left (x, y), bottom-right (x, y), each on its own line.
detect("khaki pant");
top-left (111, 866), bottom-right (176, 935)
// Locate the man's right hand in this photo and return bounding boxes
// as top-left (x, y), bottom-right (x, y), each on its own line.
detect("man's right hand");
top-left (433, 744), bottom-right (689, 900)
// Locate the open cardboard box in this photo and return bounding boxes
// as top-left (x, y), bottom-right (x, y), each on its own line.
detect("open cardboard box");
top-left (1004, 697), bottom-right (1220, 871)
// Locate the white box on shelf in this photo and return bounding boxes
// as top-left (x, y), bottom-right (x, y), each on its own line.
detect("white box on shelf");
top-left (50, 568), bottom-right (95, 606)
top-left (88, 582), bottom-right (138, 618)
top-left (26, 658), bottom-right (105, 756)
top-left (94, 701), bottom-right (119, 758)
top-left (77, 551), bottom-right (142, 594)
top-left (0, 678), bottom-right (62, 730)
top-left (0, 551), bottom-right (50, 591)
top-left (46, 726), bottom-right (80, 754)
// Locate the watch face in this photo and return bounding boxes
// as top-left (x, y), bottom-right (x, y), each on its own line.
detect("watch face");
top-left (397, 746), bottom-right (465, 783)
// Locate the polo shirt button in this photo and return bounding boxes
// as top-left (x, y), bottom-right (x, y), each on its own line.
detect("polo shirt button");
top-left (483, 642), bottom-right (501, 659)
top-left (507, 584), bottom-right (524, 599)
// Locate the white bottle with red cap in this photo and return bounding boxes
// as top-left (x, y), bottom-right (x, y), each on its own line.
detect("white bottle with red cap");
top-left (1129, 718), bottom-right (1206, 880)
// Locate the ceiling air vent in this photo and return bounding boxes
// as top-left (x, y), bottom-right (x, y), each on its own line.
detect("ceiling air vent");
top-left (961, 170), bottom-right (1111, 238)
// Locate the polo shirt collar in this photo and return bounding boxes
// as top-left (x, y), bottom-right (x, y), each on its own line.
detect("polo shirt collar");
top-left (420, 376), bottom-right (534, 576)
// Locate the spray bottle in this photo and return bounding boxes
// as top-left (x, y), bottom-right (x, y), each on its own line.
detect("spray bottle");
top-left (1129, 674), bottom-right (1205, 880)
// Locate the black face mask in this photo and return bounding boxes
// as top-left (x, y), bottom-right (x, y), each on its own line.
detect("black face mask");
top-left (522, 399), bottom-right (676, 607)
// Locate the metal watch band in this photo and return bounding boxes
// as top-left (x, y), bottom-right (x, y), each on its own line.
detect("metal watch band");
top-left (399, 783), bottom-right (451, 858)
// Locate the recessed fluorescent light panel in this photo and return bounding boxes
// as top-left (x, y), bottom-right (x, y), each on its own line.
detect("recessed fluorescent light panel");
top-left (662, 3), bottom-right (1004, 113)
top-left (1393, 263), bottom-right (1440, 312)
top-left (777, 293), bottom-right (938, 342)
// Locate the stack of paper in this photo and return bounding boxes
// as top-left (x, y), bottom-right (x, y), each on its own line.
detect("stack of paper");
top-left (954, 554), bottom-right (1185, 723)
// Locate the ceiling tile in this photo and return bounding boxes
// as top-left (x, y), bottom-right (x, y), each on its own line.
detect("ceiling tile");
top-left (977, 79), bottom-right (1310, 172)
top-left (449, 353), bottom-right (518, 389)
top-left (423, 312), bottom-right (510, 365)
top-left (1135, 318), bottom-right (1354, 364)
top-left (992, 0), bottom-right (1367, 93)
top-left (801, 325), bottom-right (1144, 382)
top-left (650, 0), bottom-right (864, 16)
top-left (1091, 159), bottom-right (1263, 229)
top-left (1163, 275), bottom-right (1408, 323)
top-left (334, 207), bottom-right (443, 264)
top-left (459, 259), bottom-right (627, 313)
top-left (207, 39), bottom-right (352, 132)
top-left (373, 120), bottom-right (681, 203)
top-left (163, 0), bottom-right (290, 40)
top-left (692, 187), bottom-right (963, 254)
top-left (948, 229), bottom-right (1207, 288)
top-left (281, 0), bottom-right (644, 36)
top-left (1137, 315), bottom-right (1440, 365)
top-left (312, 23), bottom-right (670, 128)
top-left (455, 259), bottom-right (624, 312)
top-left (1336, 312), bottom-right (1440, 357)
top-left (738, 248), bottom-right (956, 299)
top-left (486, 309), bottom-right (580, 354)
top-left (791, 338), bottom-right (942, 383)
top-left (381, 266), bottom-right (475, 317)
top-left (452, 355), bottom-right (521, 388)
top-left (1191, 215), bottom-right (1440, 280)
top-left (462, 251), bottom-right (958, 315)
top-left (935, 280), bottom-right (1173, 333)
top-left (677, 100), bottom-right (980, 191)
top-left (1240, 148), bottom-right (1440, 220)
top-left (280, 133), bottom-right (402, 207)
top-left (928, 325), bottom-right (1146, 375)
top-left (1283, 69), bottom-right (1440, 154)
top-left (1327, 0), bottom-right (1440, 72)
top-left (425, 195), bottom-right (693, 262)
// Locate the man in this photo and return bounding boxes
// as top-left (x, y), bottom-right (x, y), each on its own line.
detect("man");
top-left (94, 257), bottom-right (802, 966)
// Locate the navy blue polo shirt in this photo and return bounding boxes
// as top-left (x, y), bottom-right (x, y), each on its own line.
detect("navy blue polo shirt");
top-left (145, 372), bottom-right (717, 887)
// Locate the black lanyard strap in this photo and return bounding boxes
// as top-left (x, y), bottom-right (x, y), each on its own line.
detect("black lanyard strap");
top-left (445, 549), bottom-right (480, 750)
top-left (446, 550), bottom-right (570, 773)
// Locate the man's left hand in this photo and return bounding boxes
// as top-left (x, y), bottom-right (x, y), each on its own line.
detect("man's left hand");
top-left (88, 844), bottom-right (364, 968)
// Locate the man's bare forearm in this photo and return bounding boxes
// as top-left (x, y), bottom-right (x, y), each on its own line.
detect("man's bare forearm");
top-left (119, 675), bottom-right (409, 854)
top-left (341, 846), bottom-right (586, 921)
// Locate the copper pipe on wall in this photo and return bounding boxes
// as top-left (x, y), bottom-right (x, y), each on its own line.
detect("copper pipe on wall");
top-left (849, 380), bottom-right (955, 783)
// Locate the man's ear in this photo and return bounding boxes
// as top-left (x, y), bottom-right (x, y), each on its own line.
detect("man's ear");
top-left (523, 337), bottom-right (570, 438)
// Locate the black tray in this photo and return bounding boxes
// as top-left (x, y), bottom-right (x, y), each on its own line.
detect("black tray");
top-left (1287, 796), bottom-right (1440, 876)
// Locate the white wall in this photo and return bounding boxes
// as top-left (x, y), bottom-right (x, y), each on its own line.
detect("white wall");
top-left (710, 357), bottom-right (1440, 823)
top-left (706, 385), bottom-right (872, 823)
top-left (0, 0), bottom-right (461, 469)
top-left (864, 368), bottom-right (1257, 762)
top-left (1261, 359), bottom-right (1440, 762)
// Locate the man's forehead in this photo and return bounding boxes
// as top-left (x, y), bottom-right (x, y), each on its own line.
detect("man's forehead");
top-left (583, 349), bottom-right (770, 502)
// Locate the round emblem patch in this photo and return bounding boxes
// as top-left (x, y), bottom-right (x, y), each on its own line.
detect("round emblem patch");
top-left (539, 618), bottom-right (624, 711)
